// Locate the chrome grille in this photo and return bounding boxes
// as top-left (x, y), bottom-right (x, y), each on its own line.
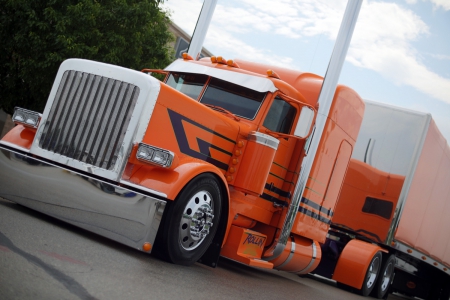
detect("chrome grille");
top-left (39, 70), bottom-right (140, 170)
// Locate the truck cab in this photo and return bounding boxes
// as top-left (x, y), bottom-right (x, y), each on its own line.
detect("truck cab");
top-left (0, 55), bottom-right (364, 275)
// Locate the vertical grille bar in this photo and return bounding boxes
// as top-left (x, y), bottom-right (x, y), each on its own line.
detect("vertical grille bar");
top-left (39, 70), bottom-right (140, 171)
top-left (52, 71), bottom-right (83, 154)
top-left (75, 76), bottom-right (107, 162)
top-left (59, 74), bottom-right (89, 156)
top-left (105, 85), bottom-right (139, 170)
top-left (65, 74), bottom-right (97, 159)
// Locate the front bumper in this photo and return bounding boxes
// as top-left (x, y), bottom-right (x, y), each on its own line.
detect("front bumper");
top-left (0, 143), bottom-right (166, 253)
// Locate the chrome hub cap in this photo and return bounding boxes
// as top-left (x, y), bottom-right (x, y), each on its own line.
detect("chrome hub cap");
top-left (179, 190), bottom-right (214, 250)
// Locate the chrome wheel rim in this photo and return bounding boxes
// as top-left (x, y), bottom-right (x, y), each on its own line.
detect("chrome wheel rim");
top-left (366, 256), bottom-right (381, 289)
top-left (179, 190), bottom-right (214, 251)
top-left (380, 262), bottom-right (394, 291)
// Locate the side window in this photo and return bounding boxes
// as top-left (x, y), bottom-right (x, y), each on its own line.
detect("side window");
top-left (166, 72), bottom-right (208, 100)
top-left (362, 197), bottom-right (393, 219)
top-left (263, 97), bottom-right (297, 134)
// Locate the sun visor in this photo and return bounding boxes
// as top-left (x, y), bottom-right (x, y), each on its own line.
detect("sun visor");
top-left (165, 60), bottom-right (277, 93)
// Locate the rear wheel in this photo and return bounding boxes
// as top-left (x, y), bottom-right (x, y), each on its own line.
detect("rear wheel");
top-left (161, 173), bottom-right (222, 266)
top-left (360, 251), bottom-right (382, 296)
top-left (373, 254), bottom-right (395, 299)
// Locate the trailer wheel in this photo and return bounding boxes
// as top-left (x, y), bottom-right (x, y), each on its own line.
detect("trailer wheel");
top-left (360, 251), bottom-right (382, 296)
top-left (373, 254), bottom-right (395, 299)
top-left (161, 173), bottom-right (222, 266)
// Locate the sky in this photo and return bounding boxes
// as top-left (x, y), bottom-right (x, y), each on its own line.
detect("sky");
top-left (161, 0), bottom-right (450, 142)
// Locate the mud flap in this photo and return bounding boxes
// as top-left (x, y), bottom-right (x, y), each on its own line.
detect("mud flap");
top-left (220, 225), bottom-right (273, 269)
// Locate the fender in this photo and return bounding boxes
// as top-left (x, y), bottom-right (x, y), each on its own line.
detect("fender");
top-left (1, 125), bottom-right (35, 150)
top-left (126, 156), bottom-right (233, 250)
top-left (126, 156), bottom-right (229, 200)
top-left (332, 239), bottom-right (387, 289)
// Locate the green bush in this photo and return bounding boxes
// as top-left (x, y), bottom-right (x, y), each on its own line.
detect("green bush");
top-left (0, 0), bottom-right (174, 114)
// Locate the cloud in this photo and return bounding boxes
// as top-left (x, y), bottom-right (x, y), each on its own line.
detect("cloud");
top-left (161, 0), bottom-right (296, 67)
top-left (161, 0), bottom-right (203, 34)
top-left (429, 0), bottom-right (450, 10)
top-left (162, 0), bottom-right (450, 105)
top-left (206, 27), bottom-right (294, 68)
top-left (428, 53), bottom-right (450, 60)
top-left (348, 1), bottom-right (450, 104)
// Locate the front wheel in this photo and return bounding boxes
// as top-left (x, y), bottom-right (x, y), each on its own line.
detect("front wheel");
top-left (160, 173), bottom-right (222, 266)
top-left (360, 251), bottom-right (382, 296)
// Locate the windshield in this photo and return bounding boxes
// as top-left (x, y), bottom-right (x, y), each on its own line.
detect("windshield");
top-left (200, 77), bottom-right (267, 119)
top-left (166, 72), bottom-right (208, 100)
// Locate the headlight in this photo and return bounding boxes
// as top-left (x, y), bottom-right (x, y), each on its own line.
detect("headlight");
top-left (136, 143), bottom-right (174, 168)
top-left (12, 107), bottom-right (41, 128)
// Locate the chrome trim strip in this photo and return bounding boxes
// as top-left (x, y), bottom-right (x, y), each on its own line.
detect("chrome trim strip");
top-left (0, 145), bottom-right (166, 252)
top-left (393, 240), bottom-right (450, 275)
top-left (164, 60), bottom-right (277, 93)
top-left (296, 241), bottom-right (317, 274)
top-left (248, 131), bottom-right (279, 150)
top-left (275, 236), bottom-right (296, 269)
top-left (119, 180), bottom-right (167, 198)
top-left (0, 141), bottom-right (31, 153)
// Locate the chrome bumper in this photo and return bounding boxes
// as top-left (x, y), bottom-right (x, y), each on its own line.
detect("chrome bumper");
top-left (0, 144), bottom-right (166, 253)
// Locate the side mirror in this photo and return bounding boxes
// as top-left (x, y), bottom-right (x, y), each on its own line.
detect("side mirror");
top-left (294, 106), bottom-right (315, 138)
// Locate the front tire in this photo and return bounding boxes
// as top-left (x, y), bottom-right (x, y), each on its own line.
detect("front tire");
top-left (360, 251), bottom-right (382, 296)
top-left (161, 173), bottom-right (222, 266)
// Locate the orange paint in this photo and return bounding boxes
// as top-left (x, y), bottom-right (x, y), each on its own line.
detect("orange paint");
top-left (332, 159), bottom-right (405, 243)
top-left (2, 57), bottom-right (366, 273)
top-left (1, 125), bottom-right (35, 150)
top-left (332, 240), bottom-right (387, 289)
top-left (220, 225), bottom-right (273, 269)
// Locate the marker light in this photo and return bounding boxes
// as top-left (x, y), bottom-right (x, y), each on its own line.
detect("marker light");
top-left (136, 143), bottom-right (174, 168)
top-left (267, 69), bottom-right (281, 79)
top-left (142, 242), bottom-right (152, 252)
top-left (227, 60), bottom-right (240, 68)
top-left (12, 107), bottom-right (41, 128)
top-left (216, 56), bottom-right (227, 64)
top-left (182, 53), bottom-right (194, 60)
top-left (210, 56), bottom-right (217, 63)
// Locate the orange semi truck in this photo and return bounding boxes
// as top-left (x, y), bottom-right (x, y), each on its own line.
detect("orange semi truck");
top-left (0, 56), bottom-right (369, 279)
top-left (312, 100), bottom-right (450, 299)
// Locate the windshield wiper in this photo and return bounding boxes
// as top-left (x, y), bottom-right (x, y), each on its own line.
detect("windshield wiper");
top-left (204, 104), bottom-right (240, 121)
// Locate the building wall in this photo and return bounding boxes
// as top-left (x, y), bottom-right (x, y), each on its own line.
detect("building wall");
top-left (168, 22), bottom-right (213, 59)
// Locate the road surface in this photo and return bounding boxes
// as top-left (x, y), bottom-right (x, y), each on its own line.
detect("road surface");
top-left (0, 197), bottom-right (410, 300)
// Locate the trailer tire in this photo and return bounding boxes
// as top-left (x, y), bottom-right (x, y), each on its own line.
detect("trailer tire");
top-left (161, 173), bottom-right (222, 266)
top-left (360, 251), bottom-right (382, 296)
top-left (372, 254), bottom-right (395, 299)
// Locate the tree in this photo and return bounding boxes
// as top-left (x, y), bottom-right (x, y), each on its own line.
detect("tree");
top-left (0, 0), bottom-right (174, 114)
